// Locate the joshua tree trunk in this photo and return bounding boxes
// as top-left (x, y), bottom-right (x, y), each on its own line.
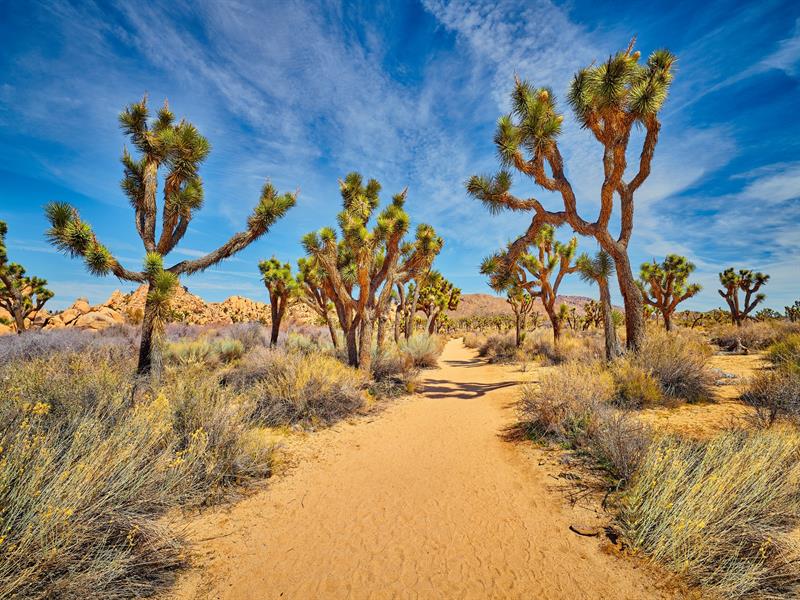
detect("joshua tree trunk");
top-left (663, 311), bottom-right (672, 332)
top-left (137, 285), bottom-right (163, 378)
top-left (394, 303), bottom-right (402, 344)
top-left (405, 284), bottom-right (420, 340)
top-left (544, 306), bottom-right (562, 344)
top-left (614, 253), bottom-right (645, 352)
top-left (599, 279), bottom-right (620, 361)
top-left (345, 321), bottom-right (359, 367)
top-left (269, 295), bottom-right (281, 347)
top-left (358, 313), bottom-right (373, 371)
top-left (325, 313), bottom-right (338, 348)
top-left (12, 308), bottom-right (25, 335)
top-left (514, 312), bottom-right (526, 347)
top-left (376, 312), bottom-right (387, 349)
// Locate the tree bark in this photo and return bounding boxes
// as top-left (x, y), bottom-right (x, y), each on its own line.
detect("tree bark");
top-left (358, 314), bottom-right (373, 371)
top-left (614, 253), bottom-right (645, 352)
top-left (325, 312), bottom-right (338, 348)
top-left (269, 293), bottom-right (281, 347)
top-left (345, 321), bottom-right (359, 367)
top-left (599, 279), bottom-right (620, 361)
top-left (12, 308), bottom-right (25, 334)
top-left (545, 305), bottom-right (562, 344)
top-left (376, 313), bottom-right (387, 349)
top-left (663, 311), bottom-right (672, 332)
top-left (136, 284), bottom-right (163, 378)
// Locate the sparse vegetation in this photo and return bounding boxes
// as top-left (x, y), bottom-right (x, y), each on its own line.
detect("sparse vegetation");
top-left (399, 333), bottom-right (443, 368)
top-left (618, 428), bottom-right (800, 598)
top-left (718, 268), bottom-right (770, 327)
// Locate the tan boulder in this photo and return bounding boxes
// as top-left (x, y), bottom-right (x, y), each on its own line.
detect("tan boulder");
top-left (73, 311), bottom-right (118, 331)
top-left (72, 299), bottom-right (91, 314)
top-left (0, 322), bottom-right (13, 336)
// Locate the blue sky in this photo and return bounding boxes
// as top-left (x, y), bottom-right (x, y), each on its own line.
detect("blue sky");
top-left (1, 0), bottom-right (798, 311)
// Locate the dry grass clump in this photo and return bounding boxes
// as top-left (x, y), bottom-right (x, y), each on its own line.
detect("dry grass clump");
top-left (741, 369), bottom-right (800, 427)
top-left (478, 333), bottom-right (518, 363)
top-left (230, 347), bottom-right (367, 426)
top-left (462, 331), bottom-right (486, 349)
top-left (0, 325), bottom-right (138, 363)
top-left (610, 361), bottom-right (664, 408)
top-left (711, 320), bottom-right (800, 352)
top-left (587, 408), bottom-right (652, 485)
top-left (766, 333), bottom-right (800, 373)
top-left (519, 362), bottom-right (614, 443)
top-left (618, 428), bottom-right (800, 598)
top-left (164, 337), bottom-right (245, 366)
top-left (399, 334), bottom-right (443, 368)
top-left (370, 348), bottom-right (419, 397)
top-left (0, 350), bottom-right (272, 599)
top-left (628, 330), bottom-right (715, 403)
top-left (523, 330), bottom-right (604, 365)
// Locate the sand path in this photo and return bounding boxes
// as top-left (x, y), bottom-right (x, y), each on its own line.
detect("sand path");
top-left (170, 339), bottom-right (669, 599)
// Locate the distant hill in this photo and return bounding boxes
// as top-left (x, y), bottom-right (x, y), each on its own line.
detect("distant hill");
top-left (447, 293), bottom-right (600, 319)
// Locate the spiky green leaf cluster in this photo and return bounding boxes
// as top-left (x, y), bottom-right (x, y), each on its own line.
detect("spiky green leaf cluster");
top-left (568, 48), bottom-right (675, 125)
top-left (639, 254), bottom-right (701, 301)
top-left (44, 202), bottom-right (115, 276)
top-left (577, 250), bottom-right (615, 285)
top-left (0, 220), bottom-right (54, 327)
top-left (248, 182), bottom-right (298, 235)
top-left (465, 171), bottom-right (514, 215)
top-left (259, 256), bottom-right (298, 295)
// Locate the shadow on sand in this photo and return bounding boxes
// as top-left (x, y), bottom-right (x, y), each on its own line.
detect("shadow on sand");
top-left (420, 378), bottom-right (520, 400)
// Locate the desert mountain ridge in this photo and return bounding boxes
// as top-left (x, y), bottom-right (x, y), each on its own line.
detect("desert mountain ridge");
top-left (1, 287), bottom-right (602, 335)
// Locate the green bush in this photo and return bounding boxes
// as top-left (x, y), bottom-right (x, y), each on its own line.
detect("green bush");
top-left (611, 361), bottom-right (664, 408)
top-left (766, 333), bottom-right (800, 373)
top-left (478, 333), bottom-right (518, 363)
top-left (164, 337), bottom-right (244, 367)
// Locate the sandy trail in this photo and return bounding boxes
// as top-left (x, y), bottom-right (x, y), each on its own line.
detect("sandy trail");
top-left (170, 339), bottom-right (668, 599)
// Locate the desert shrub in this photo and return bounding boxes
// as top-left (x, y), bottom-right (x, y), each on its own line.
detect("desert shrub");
top-left (519, 363), bottom-right (614, 444)
top-left (618, 428), bottom-right (800, 598)
top-left (282, 332), bottom-right (322, 355)
top-left (0, 349), bottom-right (273, 599)
top-left (165, 369), bottom-right (273, 497)
top-left (164, 337), bottom-right (244, 367)
top-left (611, 361), bottom-right (664, 408)
top-left (711, 320), bottom-right (800, 352)
top-left (232, 348), bottom-right (366, 425)
top-left (741, 369), bottom-right (800, 427)
top-left (209, 322), bottom-right (270, 351)
top-left (587, 408), bottom-right (651, 485)
top-left (766, 333), bottom-right (800, 373)
top-left (478, 333), bottom-right (518, 363)
top-left (0, 326), bottom-right (138, 363)
top-left (523, 330), bottom-right (603, 365)
top-left (399, 334), bottom-right (443, 368)
top-left (631, 330), bottom-right (715, 403)
top-left (463, 332), bottom-right (485, 349)
top-left (370, 347), bottom-right (419, 397)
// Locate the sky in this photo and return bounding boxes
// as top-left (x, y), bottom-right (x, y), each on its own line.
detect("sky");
top-left (0, 0), bottom-right (798, 311)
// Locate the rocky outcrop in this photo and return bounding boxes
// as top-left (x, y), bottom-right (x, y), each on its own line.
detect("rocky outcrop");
top-left (1, 285), bottom-right (318, 335)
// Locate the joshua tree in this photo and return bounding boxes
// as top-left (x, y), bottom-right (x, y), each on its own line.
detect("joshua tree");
top-left (506, 284), bottom-right (536, 346)
top-left (416, 271), bottom-right (461, 334)
top-left (45, 97), bottom-right (296, 375)
top-left (259, 257), bottom-right (297, 347)
top-left (754, 308), bottom-right (781, 321)
top-left (482, 225), bottom-right (578, 343)
top-left (785, 301), bottom-right (799, 323)
top-left (468, 41), bottom-right (676, 352)
top-left (718, 268), bottom-right (769, 326)
top-left (581, 300), bottom-right (602, 329)
top-left (303, 173), bottom-right (441, 370)
top-left (0, 220), bottom-right (53, 333)
top-left (296, 257), bottom-right (338, 347)
top-left (638, 254), bottom-right (701, 332)
top-left (577, 250), bottom-right (619, 359)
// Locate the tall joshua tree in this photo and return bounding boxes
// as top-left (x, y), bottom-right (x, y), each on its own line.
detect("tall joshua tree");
top-left (482, 225), bottom-right (577, 344)
top-left (718, 268), bottom-right (769, 326)
top-left (468, 41), bottom-right (676, 352)
top-left (577, 250), bottom-right (620, 360)
top-left (259, 257), bottom-right (297, 347)
top-left (0, 220), bottom-right (54, 333)
top-left (506, 284), bottom-right (536, 347)
top-left (296, 256), bottom-right (338, 347)
top-left (45, 97), bottom-right (296, 375)
top-left (303, 172), bottom-right (441, 371)
top-left (638, 254), bottom-right (701, 332)
top-left (416, 271), bottom-right (461, 334)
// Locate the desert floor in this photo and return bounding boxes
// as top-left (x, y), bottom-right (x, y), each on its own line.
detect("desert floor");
top-left (166, 338), bottom-right (698, 599)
